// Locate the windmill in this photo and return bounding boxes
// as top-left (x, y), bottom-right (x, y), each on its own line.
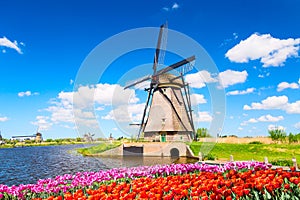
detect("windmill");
top-left (124, 23), bottom-right (196, 142)
top-left (34, 126), bottom-right (43, 142)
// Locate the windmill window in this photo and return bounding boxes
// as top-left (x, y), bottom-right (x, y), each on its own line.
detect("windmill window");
top-left (163, 88), bottom-right (166, 93)
top-left (161, 118), bottom-right (166, 126)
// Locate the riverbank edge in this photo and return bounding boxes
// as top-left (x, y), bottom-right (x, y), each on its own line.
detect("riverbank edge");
top-left (77, 141), bottom-right (197, 158)
top-left (76, 141), bottom-right (300, 168)
top-left (0, 141), bottom-right (97, 149)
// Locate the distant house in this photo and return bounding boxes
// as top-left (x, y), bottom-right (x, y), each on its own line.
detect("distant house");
top-left (11, 135), bottom-right (36, 141)
top-left (11, 133), bottom-right (43, 142)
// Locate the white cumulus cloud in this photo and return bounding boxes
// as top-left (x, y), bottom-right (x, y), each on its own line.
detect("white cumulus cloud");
top-left (186, 69), bottom-right (248, 89)
top-left (241, 114), bottom-right (284, 126)
top-left (0, 116), bottom-right (9, 122)
top-left (194, 111), bottom-right (213, 122)
top-left (218, 70), bottom-right (248, 88)
top-left (18, 91), bottom-right (39, 97)
top-left (243, 95), bottom-right (288, 110)
top-left (102, 103), bottom-right (145, 123)
top-left (162, 2), bottom-right (179, 11)
top-left (225, 33), bottom-right (300, 67)
top-left (226, 88), bottom-right (255, 96)
top-left (244, 95), bottom-right (300, 114)
top-left (268, 124), bottom-right (285, 131)
top-left (172, 2), bottom-right (179, 9)
top-left (277, 79), bottom-right (300, 91)
top-left (190, 94), bottom-right (207, 106)
top-left (68, 83), bottom-right (139, 109)
top-left (0, 36), bottom-right (23, 54)
top-left (247, 118), bottom-right (258, 123)
top-left (43, 83), bottom-right (141, 130)
top-left (18, 91), bottom-right (31, 97)
top-left (257, 114), bottom-right (284, 122)
top-left (31, 116), bottom-right (53, 131)
top-left (285, 100), bottom-right (300, 114)
top-left (295, 122), bottom-right (300, 129)
top-left (185, 70), bottom-right (218, 88)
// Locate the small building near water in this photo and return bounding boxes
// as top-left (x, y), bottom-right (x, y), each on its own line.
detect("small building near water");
top-left (11, 132), bottom-right (43, 142)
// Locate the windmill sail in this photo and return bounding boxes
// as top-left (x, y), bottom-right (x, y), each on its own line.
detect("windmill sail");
top-left (154, 56), bottom-right (195, 78)
top-left (124, 75), bottom-right (151, 89)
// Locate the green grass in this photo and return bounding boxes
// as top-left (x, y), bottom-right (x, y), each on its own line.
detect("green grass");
top-left (77, 141), bottom-right (122, 156)
top-left (189, 142), bottom-right (300, 163)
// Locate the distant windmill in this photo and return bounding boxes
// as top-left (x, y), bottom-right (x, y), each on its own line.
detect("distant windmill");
top-left (124, 23), bottom-right (195, 142)
top-left (83, 132), bottom-right (95, 142)
top-left (35, 126), bottom-right (43, 143)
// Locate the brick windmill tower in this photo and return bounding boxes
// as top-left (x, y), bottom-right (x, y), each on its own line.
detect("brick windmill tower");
top-left (124, 23), bottom-right (195, 142)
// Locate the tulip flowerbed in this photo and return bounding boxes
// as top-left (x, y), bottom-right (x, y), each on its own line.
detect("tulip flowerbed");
top-left (0, 161), bottom-right (300, 200)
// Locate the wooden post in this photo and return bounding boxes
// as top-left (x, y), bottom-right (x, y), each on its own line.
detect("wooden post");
top-left (292, 157), bottom-right (298, 170)
top-left (230, 155), bottom-right (234, 162)
top-left (264, 157), bottom-right (268, 164)
top-left (199, 152), bottom-right (203, 161)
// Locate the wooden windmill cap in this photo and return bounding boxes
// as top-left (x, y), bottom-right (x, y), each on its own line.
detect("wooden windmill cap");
top-left (158, 73), bottom-right (183, 88)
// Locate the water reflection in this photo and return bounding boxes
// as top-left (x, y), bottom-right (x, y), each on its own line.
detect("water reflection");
top-left (0, 144), bottom-right (197, 186)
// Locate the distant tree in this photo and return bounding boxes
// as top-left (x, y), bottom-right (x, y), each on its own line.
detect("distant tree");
top-left (268, 128), bottom-right (286, 143)
top-left (76, 137), bottom-right (82, 142)
top-left (288, 133), bottom-right (296, 144)
top-left (54, 139), bottom-right (63, 144)
top-left (46, 138), bottom-right (53, 142)
top-left (117, 136), bottom-right (124, 141)
top-left (288, 132), bottom-right (299, 144)
top-left (4, 139), bottom-right (11, 144)
top-left (196, 128), bottom-right (211, 139)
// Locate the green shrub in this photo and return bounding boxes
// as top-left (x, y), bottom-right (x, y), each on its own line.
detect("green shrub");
top-left (270, 159), bottom-right (293, 166)
top-left (249, 141), bottom-right (262, 144)
top-left (24, 140), bottom-right (35, 144)
top-left (204, 153), bottom-right (216, 160)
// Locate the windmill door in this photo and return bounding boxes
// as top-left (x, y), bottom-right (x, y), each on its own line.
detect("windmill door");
top-left (161, 132), bottom-right (166, 142)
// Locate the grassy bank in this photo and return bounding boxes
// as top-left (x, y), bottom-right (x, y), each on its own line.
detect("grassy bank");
top-left (189, 142), bottom-right (300, 162)
top-left (77, 141), bottom-right (122, 156)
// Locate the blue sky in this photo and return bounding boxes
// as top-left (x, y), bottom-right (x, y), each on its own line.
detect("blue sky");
top-left (1, 0), bottom-right (300, 139)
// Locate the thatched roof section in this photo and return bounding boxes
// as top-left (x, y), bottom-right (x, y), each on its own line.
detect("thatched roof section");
top-left (157, 73), bottom-right (183, 88)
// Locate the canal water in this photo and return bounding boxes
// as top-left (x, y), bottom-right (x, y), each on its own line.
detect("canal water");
top-left (0, 144), bottom-right (197, 186)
